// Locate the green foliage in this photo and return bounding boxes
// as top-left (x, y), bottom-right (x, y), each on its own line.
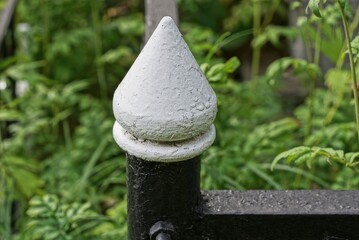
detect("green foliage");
top-left (305, 123), bottom-right (357, 151)
top-left (1, 0), bottom-right (137, 238)
top-left (306, 0), bottom-right (326, 18)
top-left (0, 156), bottom-right (43, 198)
top-left (242, 118), bottom-right (300, 157)
top-left (349, 36), bottom-right (359, 62)
top-left (223, 0), bottom-right (287, 33)
top-left (252, 25), bottom-right (298, 49)
top-left (1, 0), bottom-right (359, 238)
top-left (182, 23), bottom-right (218, 61)
top-left (201, 57), bottom-right (240, 83)
top-left (325, 69), bottom-right (350, 94)
top-left (296, 1), bottom-right (350, 64)
top-left (266, 57), bottom-right (322, 82)
top-left (272, 146), bottom-right (359, 170)
top-left (26, 195), bottom-right (112, 240)
top-left (0, 0), bottom-right (6, 11)
top-left (266, 0), bottom-right (359, 190)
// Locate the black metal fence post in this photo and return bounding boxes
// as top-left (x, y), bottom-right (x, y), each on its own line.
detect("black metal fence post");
top-left (112, 16), bottom-right (217, 240)
top-left (127, 155), bottom-right (201, 239)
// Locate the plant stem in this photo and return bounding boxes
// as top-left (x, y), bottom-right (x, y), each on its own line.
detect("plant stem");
top-left (306, 4), bottom-right (324, 134)
top-left (1, 178), bottom-right (12, 240)
top-left (324, 93), bottom-right (343, 125)
top-left (261, 0), bottom-right (280, 28)
top-left (314, 20), bottom-right (322, 66)
top-left (349, 5), bottom-right (359, 38)
top-left (63, 120), bottom-right (72, 151)
top-left (91, 0), bottom-right (107, 100)
top-left (336, 4), bottom-right (359, 69)
top-left (251, 0), bottom-right (262, 79)
top-left (0, 128), bottom-right (3, 154)
top-left (305, 73), bottom-right (316, 138)
top-left (338, 0), bottom-right (359, 144)
top-left (73, 139), bottom-right (107, 200)
top-left (42, 0), bottom-right (50, 75)
top-left (302, 27), bottom-right (313, 62)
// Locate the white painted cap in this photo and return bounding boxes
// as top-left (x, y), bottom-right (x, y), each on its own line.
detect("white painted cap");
top-left (113, 16), bottom-right (217, 162)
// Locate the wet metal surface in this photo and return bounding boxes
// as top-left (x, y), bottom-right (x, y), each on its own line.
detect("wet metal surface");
top-left (202, 190), bottom-right (359, 215)
top-left (126, 155), bottom-right (359, 239)
top-left (201, 190), bottom-right (359, 239)
top-left (127, 154), bottom-right (201, 240)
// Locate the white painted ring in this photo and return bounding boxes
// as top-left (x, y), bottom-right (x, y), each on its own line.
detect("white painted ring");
top-left (113, 121), bottom-right (216, 162)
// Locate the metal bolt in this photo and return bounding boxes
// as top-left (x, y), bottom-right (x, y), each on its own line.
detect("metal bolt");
top-left (155, 232), bottom-right (172, 240)
top-left (149, 221), bottom-right (175, 240)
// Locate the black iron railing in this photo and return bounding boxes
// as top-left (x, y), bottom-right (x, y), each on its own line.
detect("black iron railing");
top-left (112, 1), bottom-right (359, 239)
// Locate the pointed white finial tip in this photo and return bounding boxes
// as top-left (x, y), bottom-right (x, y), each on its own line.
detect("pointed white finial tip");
top-left (161, 16), bottom-right (174, 23)
top-left (112, 13), bottom-right (217, 161)
top-left (155, 16), bottom-right (177, 33)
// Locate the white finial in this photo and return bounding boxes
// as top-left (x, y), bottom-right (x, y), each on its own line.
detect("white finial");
top-left (113, 16), bottom-right (217, 162)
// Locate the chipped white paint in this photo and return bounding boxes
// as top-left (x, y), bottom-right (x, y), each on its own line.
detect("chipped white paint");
top-left (112, 16), bottom-right (217, 162)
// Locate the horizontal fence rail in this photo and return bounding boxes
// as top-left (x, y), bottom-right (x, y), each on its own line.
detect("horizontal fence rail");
top-left (201, 190), bottom-right (359, 240)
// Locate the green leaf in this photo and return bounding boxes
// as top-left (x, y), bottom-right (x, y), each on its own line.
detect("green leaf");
top-left (0, 110), bottom-right (23, 121)
top-left (272, 146), bottom-right (359, 170)
top-left (205, 32), bottom-right (231, 62)
top-left (266, 57), bottom-right (322, 83)
top-left (325, 69), bottom-right (350, 94)
top-left (338, 0), bottom-right (347, 9)
top-left (27, 195), bottom-right (110, 239)
top-left (206, 63), bottom-right (226, 82)
top-left (345, 152), bottom-right (359, 165)
top-left (290, 149), bottom-right (312, 166)
top-left (223, 57), bottom-right (240, 73)
top-left (63, 80), bottom-right (90, 95)
top-left (200, 63), bottom-right (210, 74)
top-left (263, 163), bottom-right (330, 188)
top-left (2, 156), bottom-right (42, 197)
top-left (98, 47), bottom-right (133, 65)
top-left (291, 1), bottom-right (302, 10)
top-left (306, 0), bottom-right (323, 18)
top-left (271, 146), bottom-right (309, 170)
top-left (51, 109), bottom-right (72, 127)
top-left (245, 118), bottom-right (300, 158)
top-left (348, 36), bottom-right (359, 63)
top-left (247, 163), bottom-right (282, 190)
top-left (204, 57), bottom-right (240, 83)
top-left (297, 16), bottom-right (308, 27)
top-left (266, 57), bottom-right (292, 79)
top-left (252, 26), bottom-right (298, 49)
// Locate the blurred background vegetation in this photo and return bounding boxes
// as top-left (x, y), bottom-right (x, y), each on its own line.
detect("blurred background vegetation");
top-left (0, 0), bottom-right (359, 239)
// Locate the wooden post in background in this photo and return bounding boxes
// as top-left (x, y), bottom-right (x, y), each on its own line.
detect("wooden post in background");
top-left (145, 0), bottom-right (178, 42)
